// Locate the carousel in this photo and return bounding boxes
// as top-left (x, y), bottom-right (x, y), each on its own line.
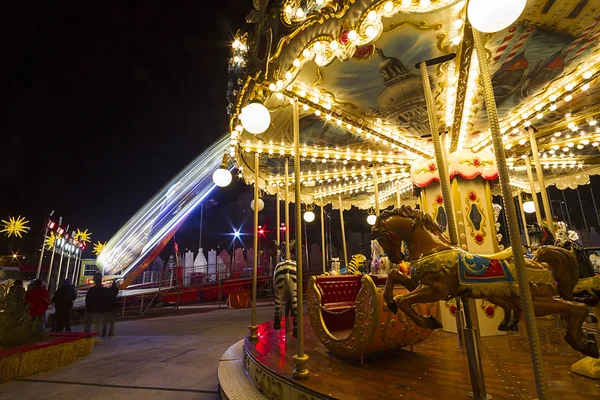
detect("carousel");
top-left (216, 1), bottom-right (600, 399)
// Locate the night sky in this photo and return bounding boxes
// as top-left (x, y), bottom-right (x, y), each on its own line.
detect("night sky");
top-left (0, 1), bottom-right (251, 258)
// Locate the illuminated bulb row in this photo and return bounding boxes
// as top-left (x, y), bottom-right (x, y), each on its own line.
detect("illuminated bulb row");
top-left (266, 165), bottom-right (407, 184)
top-left (444, 61), bottom-right (458, 127)
top-left (313, 171), bottom-right (410, 199)
top-left (456, 53), bottom-right (480, 151)
top-left (284, 0), bottom-right (327, 22)
top-left (230, 37), bottom-right (248, 65)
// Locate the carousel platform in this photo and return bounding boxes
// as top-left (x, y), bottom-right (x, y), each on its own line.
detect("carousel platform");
top-left (219, 318), bottom-right (600, 400)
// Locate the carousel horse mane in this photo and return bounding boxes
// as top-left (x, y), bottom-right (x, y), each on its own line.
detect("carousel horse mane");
top-left (376, 205), bottom-right (445, 237)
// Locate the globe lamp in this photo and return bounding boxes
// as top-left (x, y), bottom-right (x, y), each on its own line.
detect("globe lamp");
top-left (467, 0), bottom-right (526, 33)
top-left (240, 101), bottom-right (270, 134)
top-left (304, 210), bottom-right (315, 223)
top-left (367, 214), bottom-right (377, 225)
top-left (251, 198), bottom-right (265, 212)
top-left (523, 201), bottom-right (536, 214)
top-left (212, 168), bottom-right (232, 187)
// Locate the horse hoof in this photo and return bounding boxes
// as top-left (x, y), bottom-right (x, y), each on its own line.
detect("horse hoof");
top-left (426, 315), bottom-right (443, 330)
top-left (497, 322), bottom-right (509, 332)
top-left (293, 327), bottom-right (298, 338)
top-left (508, 322), bottom-right (519, 332)
top-left (583, 339), bottom-right (600, 359)
top-left (273, 321), bottom-right (281, 330)
top-left (386, 301), bottom-right (398, 315)
top-left (587, 314), bottom-right (599, 324)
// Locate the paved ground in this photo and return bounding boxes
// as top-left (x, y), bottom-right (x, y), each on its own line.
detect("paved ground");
top-left (1, 305), bottom-right (274, 400)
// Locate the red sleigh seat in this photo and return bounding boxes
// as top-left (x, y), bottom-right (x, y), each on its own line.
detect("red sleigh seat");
top-left (315, 275), bottom-right (362, 332)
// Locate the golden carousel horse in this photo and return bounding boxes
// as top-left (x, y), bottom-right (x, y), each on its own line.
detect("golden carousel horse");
top-left (372, 205), bottom-right (599, 359)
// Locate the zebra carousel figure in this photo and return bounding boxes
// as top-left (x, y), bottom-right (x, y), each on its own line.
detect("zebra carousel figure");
top-left (271, 240), bottom-right (298, 337)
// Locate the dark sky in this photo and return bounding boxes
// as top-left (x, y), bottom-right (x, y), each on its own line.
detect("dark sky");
top-left (0, 1), bottom-right (250, 256)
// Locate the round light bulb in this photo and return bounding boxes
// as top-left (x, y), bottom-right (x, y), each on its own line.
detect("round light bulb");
top-left (523, 201), bottom-right (536, 214)
top-left (367, 214), bottom-right (377, 225)
top-left (365, 25), bottom-right (378, 38)
top-left (250, 198), bottom-right (264, 212)
top-left (367, 10), bottom-right (377, 21)
top-left (303, 211), bottom-right (315, 223)
top-left (240, 102), bottom-right (270, 134)
top-left (347, 30), bottom-right (357, 41)
top-left (467, 0), bottom-right (526, 33)
top-left (213, 168), bottom-right (232, 187)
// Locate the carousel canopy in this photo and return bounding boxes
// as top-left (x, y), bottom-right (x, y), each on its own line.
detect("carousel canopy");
top-left (226, 0), bottom-right (600, 208)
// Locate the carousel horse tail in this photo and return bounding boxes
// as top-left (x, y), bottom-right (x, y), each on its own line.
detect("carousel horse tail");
top-left (534, 245), bottom-right (579, 301)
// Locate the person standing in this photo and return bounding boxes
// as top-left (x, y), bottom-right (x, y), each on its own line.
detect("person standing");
top-left (101, 281), bottom-right (119, 337)
top-left (24, 279), bottom-right (50, 331)
top-left (85, 274), bottom-right (105, 334)
top-left (53, 279), bottom-right (78, 332)
top-left (7, 280), bottom-right (26, 304)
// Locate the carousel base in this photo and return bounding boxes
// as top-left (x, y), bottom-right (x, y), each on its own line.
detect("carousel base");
top-left (218, 318), bottom-right (600, 400)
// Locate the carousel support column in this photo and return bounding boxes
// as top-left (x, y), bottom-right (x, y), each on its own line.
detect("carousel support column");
top-left (517, 192), bottom-right (532, 247)
top-left (577, 187), bottom-right (589, 232)
top-left (529, 128), bottom-right (553, 223)
top-left (276, 187), bottom-right (281, 262)
top-left (248, 153), bottom-right (260, 344)
top-left (291, 100), bottom-right (309, 379)
top-left (591, 186), bottom-right (600, 228)
top-left (338, 195), bottom-right (349, 269)
top-left (373, 164), bottom-right (380, 215)
top-left (285, 157), bottom-right (291, 260)
top-left (395, 185), bottom-right (402, 208)
top-left (320, 198), bottom-right (326, 274)
top-left (525, 158), bottom-right (543, 227)
top-left (473, 28), bottom-right (549, 399)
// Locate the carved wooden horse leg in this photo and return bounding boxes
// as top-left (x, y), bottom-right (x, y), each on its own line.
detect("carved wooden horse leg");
top-left (488, 297), bottom-right (519, 332)
top-left (392, 283), bottom-right (447, 330)
top-left (383, 269), bottom-right (417, 314)
top-left (504, 293), bottom-right (599, 358)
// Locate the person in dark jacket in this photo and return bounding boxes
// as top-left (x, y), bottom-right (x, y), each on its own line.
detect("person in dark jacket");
top-left (7, 279), bottom-right (26, 304)
top-left (101, 281), bottom-right (119, 337)
top-left (24, 279), bottom-right (50, 331)
top-left (53, 279), bottom-right (77, 332)
top-left (85, 274), bottom-right (105, 333)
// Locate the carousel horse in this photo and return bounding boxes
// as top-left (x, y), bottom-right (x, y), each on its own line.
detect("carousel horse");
top-left (372, 205), bottom-right (599, 359)
top-left (270, 240), bottom-right (297, 337)
top-left (371, 239), bottom-right (392, 276)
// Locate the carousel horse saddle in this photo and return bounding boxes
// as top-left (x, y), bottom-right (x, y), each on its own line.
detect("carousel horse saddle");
top-left (473, 247), bottom-right (514, 261)
top-left (458, 251), bottom-right (516, 284)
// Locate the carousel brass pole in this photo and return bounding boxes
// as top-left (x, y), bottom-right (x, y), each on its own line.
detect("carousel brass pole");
top-left (248, 152), bottom-right (259, 343)
top-left (420, 59), bottom-right (486, 399)
top-left (473, 28), bottom-right (550, 400)
top-left (291, 101), bottom-right (309, 379)
top-left (528, 128), bottom-right (553, 224)
top-left (525, 158), bottom-right (543, 228)
top-left (517, 192), bottom-right (532, 247)
top-left (320, 198), bottom-right (326, 274)
top-left (373, 164), bottom-right (380, 215)
top-left (338, 195), bottom-right (349, 268)
top-left (395, 185), bottom-right (402, 208)
top-left (276, 187), bottom-right (281, 261)
top-left (285, 157), bottom-right (291, 260)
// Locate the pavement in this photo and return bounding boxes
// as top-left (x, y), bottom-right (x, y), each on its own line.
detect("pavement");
top-left (1, 304), bottom-right (274, 400)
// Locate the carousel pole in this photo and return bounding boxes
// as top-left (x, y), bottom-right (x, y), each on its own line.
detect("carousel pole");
top-left (419, 57), bottom-right (486, 399)
top-left (577, 187), bottom-right (589, 232)
top-left (373, 164), bottom-right (380, 215)
top-left (590, 186), bottom-right (600, 228)
top-left (562, 190), bottom-right (573, 227)
top-left (528, 128), bottom-right (553, 223)
top-left (395, 184), bottom-right (402, 208)
top-left (285, 157), bottom-right (291, 260)
top-left (517, 192), bottom-right (532, 247)
top-left (248, 152), bottom-right (260, 343)
top-left (291, 101), bottom-right (309, 379)
top-left (320, 198), bottom-right (326, 274)
top-left (276, 187), bottom-right (281, 261)
top-left (338, 195), bottom-right (349, 268)
top-left (525, 158), bottom-right (543, 227)
top-left (473, 28), bottom-right (550, 399)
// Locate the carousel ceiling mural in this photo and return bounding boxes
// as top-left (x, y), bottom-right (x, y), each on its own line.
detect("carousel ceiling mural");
top-left (226, 0), bottom-right (600, 209)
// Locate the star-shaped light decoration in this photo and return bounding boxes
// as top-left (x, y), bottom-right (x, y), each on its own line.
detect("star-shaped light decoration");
top-left (1, 216), bottom-right (30, 238)
top-left (74, 228), bottom-right (92, 245)
top-left (45, 231), bottom-right (56, 249)
top-left (93, 241), bottom-right (107, 256)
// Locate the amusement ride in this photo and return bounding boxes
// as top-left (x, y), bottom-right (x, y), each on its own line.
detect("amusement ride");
top-left (96, 1), bottom-right (600, 399)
